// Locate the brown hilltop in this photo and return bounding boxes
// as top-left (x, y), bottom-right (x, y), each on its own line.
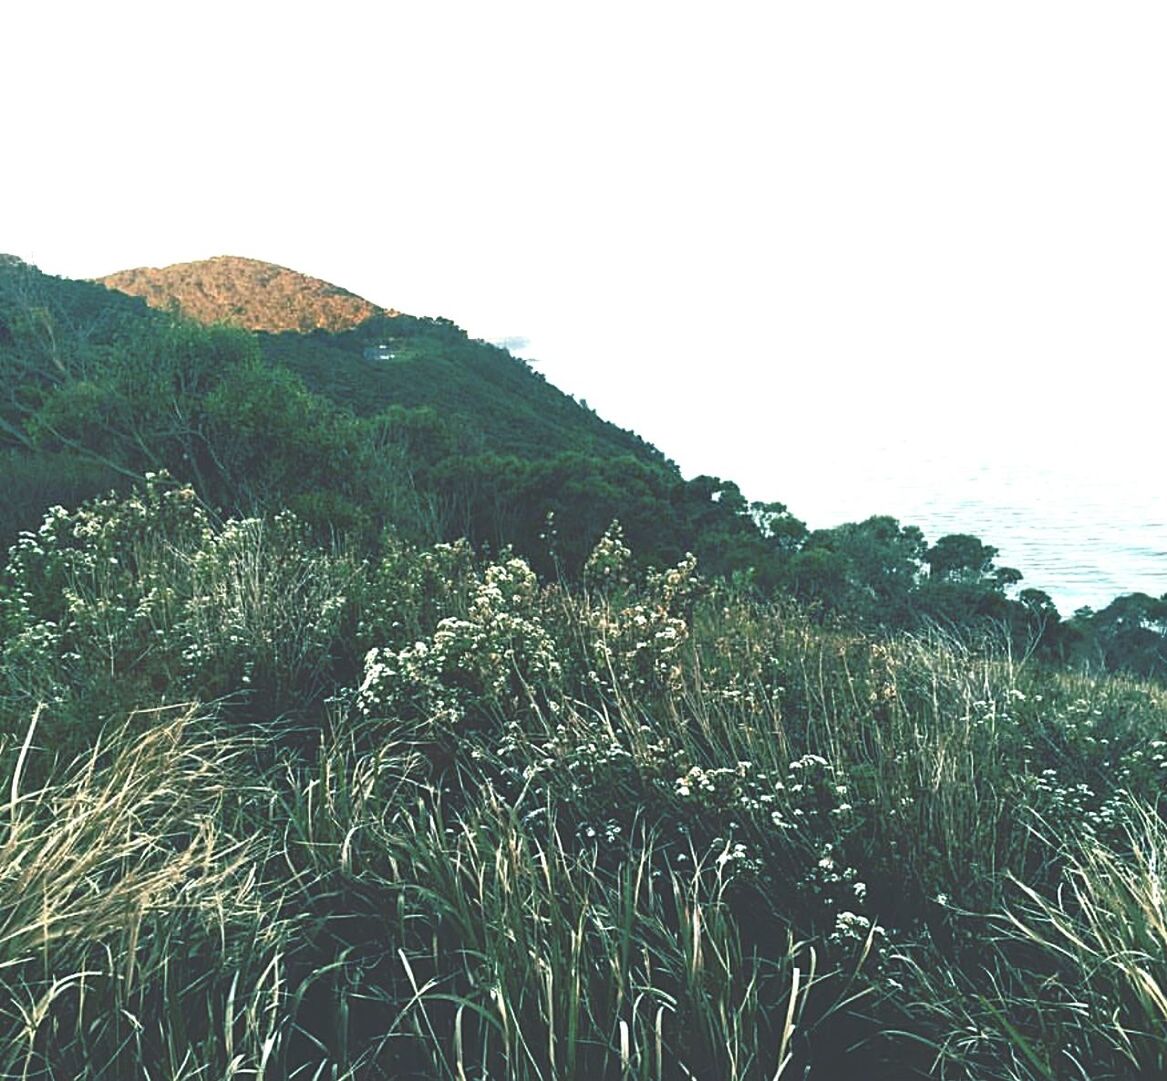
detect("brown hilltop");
top-left (97, 256), bottom-right (397, 333)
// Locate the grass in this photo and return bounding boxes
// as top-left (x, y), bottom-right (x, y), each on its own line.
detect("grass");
top-left (3, 487), bottom-right (1167, 1077)
top-left (0, 706), bottom-right (288, 1079)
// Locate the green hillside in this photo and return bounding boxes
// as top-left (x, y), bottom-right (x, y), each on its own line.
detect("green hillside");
top-left (0, 257), bottom-right (783, 589)
top-left (260, 314), bottom-right (667, 464)
top-left (2, 254), bottom-right (1163, 674)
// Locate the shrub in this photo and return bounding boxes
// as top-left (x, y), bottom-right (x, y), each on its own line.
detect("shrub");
top-left (177, 510), bottom-right (362, 716)
top-left (0, 474), bottom-right (209, 752)
top-left (358, 554), bottom-right (561, 730)
top-left (0, 475), bottom-right (363, 753)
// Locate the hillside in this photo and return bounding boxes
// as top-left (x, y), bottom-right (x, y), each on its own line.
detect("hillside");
top-left (257, 315), bottom-right (668, 464)
top-left (97, 255), bottom-right (392, 333)
top-left (97, 256), bottom-right (665, 465)
top-left (4, 254), bottom-right (1161, 676)
top-left (1, 257), bottom-right (720, 580)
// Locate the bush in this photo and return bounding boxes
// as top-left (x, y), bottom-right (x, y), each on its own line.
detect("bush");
top-left (0, 475), bottom-right (363, 755)
top-left (358, 554), bottom-right (561, 730)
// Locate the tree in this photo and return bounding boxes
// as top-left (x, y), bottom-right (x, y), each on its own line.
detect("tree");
top-left (924, 534), bottom-right (1001, 584)
top-left (1077, 593), bottom-right (1167, 677)
top-left (29, 321), bottom-right (262, 497)
top-left (789, 516), bottom-right (925, 626)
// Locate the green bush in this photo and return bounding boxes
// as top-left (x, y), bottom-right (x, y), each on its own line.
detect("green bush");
top-left (358, 555), bottom-right (561, 730)
top-left (0, 476), bottom-right (364, 755)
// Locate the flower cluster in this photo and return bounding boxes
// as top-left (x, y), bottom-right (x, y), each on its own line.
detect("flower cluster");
top-left (358, 555), bottom-right (561, 726)
top-left (587, 553), bottom-right (699, 696)
top-left (355, 538), bottom-right (476, 655)
top-left (177, 512), bottom-right (358, 706)
top-left (671, 753), bottom-right (856, 833)
top-left (582, 520), bottom-right (632, 594)
top-left (0, 476), bottom-right (364, 731)
top-left (0, 474), bottom-right (209, 721)
top-left (1013, 686), bottom-right (1167, 842)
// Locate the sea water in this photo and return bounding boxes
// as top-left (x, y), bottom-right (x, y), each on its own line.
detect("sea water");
top-left (777, 439), bottom-right (1167, 619)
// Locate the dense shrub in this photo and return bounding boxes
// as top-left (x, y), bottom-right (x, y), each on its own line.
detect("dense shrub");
top-left (0, 476), bottom-right (363, 756)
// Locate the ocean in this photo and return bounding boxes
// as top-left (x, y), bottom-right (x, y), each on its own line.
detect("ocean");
top-left (774, 440), bottom-right (1167, 619)
top-left (519, 337), bottom-right (1165, 622)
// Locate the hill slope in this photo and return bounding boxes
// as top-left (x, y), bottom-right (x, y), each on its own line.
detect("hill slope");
top-left (4, 256), bottom-right (690, 569)
top-left (97, 256), bottom-right (393, 333)
top-left (3, 253), bottom-right (1162, 674)
top-left (98, 256), bottom-right (666, 465)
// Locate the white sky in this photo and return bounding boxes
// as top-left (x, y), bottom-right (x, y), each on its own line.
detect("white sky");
top-left (4, 2), bottom-right (1165, 535)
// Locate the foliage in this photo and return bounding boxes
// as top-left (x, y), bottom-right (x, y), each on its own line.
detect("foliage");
top-left (260, 312), bottom-right (668, 465)
top-left (1072, 591), bottom-right (1167, 678)
top-left (3, 481), bottom-right (1167, 1075)
top-left (5, 258), bottom-right (1167, 1077)
top-left (358, 556), bottom-right (562, 730)
top-left (0, 448), bottom-right (127, 542)
top-left (787, 515), bottom-right (926, 624)
top-left (0, 476), bottom-right (363, 758)
top-left (4, 256), bottom-right (1161, 680)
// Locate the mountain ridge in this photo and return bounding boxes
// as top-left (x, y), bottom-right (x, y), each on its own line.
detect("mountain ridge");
top-left (97, 255), bottom-right (398, 333)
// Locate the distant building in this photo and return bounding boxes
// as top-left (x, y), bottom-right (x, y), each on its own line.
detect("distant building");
top-left (362, 344), bottom-right (396, 361)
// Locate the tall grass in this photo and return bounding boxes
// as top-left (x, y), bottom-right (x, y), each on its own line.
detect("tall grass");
top-left (0, 706), bottom-right (292, 1079)
top-left (3, 486), bottom-right (1167, 1076)
top-left (366, 791), bottom-right (823, 1081)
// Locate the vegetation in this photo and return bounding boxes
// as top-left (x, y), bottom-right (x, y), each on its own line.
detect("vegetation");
top-left (1, 255), bottom-right (1166, 1076)
top-left (97, 255), bottom-right (383, 333)
top-left (1, 486), bottom-right (1167, 1078)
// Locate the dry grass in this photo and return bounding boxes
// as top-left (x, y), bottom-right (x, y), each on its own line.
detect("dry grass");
top-left (97, 255), bottom-right (397, 333)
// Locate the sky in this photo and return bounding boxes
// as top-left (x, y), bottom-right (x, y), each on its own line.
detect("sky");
top-left (4, 2), bottom-right (1166, 581)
